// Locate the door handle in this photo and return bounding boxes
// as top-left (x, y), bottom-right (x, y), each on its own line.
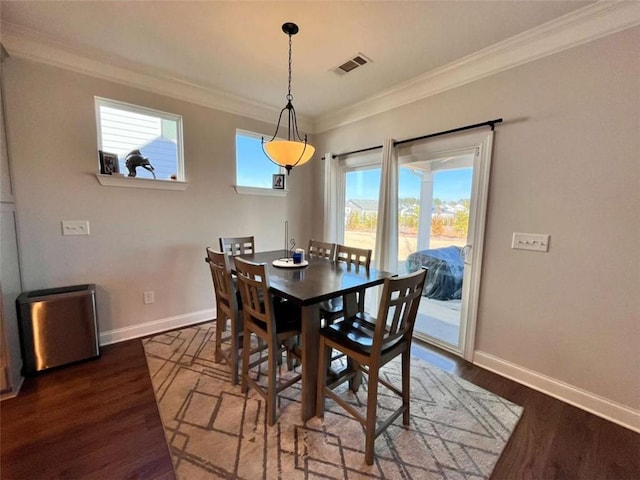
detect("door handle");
top-left (462, 244), bottom-right (472, 265)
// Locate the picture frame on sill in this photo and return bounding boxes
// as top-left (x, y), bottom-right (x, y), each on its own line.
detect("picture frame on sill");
top-left (99, 151), bottom-right (120, 175)
top-left (272, 173), bottom-right (285, 190)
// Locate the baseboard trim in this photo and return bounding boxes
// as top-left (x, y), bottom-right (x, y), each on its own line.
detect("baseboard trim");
top-left (474, 351), bottom-right (640, 433)
top-left (99, 308), bottom-right (215, 346)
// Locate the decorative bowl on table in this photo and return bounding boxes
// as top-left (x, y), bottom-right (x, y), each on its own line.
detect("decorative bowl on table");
top-left (272, 258), bottom-right (309, 268)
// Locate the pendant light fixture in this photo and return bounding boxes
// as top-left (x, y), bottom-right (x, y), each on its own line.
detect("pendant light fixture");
top-left (262, 22), bottom-right (315, 175)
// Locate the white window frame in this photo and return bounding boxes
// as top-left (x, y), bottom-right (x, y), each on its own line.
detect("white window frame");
top-left (234, 129), bottom-right (287, 197)
top-left (95, 97), bottom-right (186, 190)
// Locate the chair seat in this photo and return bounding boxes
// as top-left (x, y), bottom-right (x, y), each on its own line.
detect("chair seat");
top-left (353, 310), bottom-right (376, 325)
top-left (320, 316), bottom-right (379, 356)
top-left (319, 296), bottom-right (343, 314)
top-left (321, 314), bottom-right (402, 357)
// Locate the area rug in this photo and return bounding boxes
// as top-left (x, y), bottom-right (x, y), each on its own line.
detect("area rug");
top-left (142, 322), bottom-right (522, 480)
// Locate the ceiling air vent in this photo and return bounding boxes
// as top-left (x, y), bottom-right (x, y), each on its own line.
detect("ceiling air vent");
top-left (333, 53), bottom-right (372, 75)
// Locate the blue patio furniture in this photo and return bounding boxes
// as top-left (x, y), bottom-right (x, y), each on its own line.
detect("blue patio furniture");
top-left (406, 246), bottom-right (464, 300)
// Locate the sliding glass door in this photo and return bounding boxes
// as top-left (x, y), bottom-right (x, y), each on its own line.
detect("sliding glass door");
top-left (332, 130), bottom-right (493, 359)
top-left (398, 154), bottom-right (473, 350)
top-left (396, 129), bottom-right (494, 359)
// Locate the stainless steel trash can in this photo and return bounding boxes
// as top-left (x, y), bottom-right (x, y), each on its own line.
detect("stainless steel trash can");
top-left (16, 284), bottom-right (99, 375)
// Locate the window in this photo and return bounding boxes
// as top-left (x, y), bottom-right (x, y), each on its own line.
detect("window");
top-left (236, 130), bottom-right (282, 189)
top-left (337, 160), bottom-right (382, 315)
top-left (95, 97), bottom-right (184, 181)
top-left (336, 151), bottom-right (382, 257)
top-left (343, 167), bottom-right (381, 260)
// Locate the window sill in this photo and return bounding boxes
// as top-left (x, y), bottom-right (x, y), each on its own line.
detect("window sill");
top-left (96, 174), bottom-right (187, 191)
top-left (234, 186), bottom-right (287, 197)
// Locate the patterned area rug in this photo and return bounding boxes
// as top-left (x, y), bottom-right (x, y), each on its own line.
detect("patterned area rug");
top-left (142, 322), bottom-right (522, 480)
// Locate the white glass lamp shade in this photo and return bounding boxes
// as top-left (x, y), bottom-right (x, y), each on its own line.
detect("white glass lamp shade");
top-left (264, 140), bottom-right (315, 168)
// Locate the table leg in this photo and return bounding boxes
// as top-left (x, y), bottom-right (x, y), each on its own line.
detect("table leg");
top-left (342, 291), bottom-right (359, 317)
top-left (301, 303), bottom-right (320, 422)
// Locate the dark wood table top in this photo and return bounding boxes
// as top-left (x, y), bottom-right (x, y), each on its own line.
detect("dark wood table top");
top-left (238, 250), bottom-right (395, 306)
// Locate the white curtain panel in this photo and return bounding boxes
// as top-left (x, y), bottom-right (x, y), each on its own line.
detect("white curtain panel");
top-left (374, 139), bottom-right (399, 271)
top-left (323, 152), bottom-right (338, 242)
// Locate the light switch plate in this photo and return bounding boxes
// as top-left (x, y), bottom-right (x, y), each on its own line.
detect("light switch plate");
top-left (512, 232), bottom-right (550, 252)
top-left (62, 220), bottom-right (90, 236)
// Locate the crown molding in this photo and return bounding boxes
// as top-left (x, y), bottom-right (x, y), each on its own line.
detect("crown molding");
top-left (1, 2), bottom-right (638, 135)
top-left (313, 1), bottom-right (640, 133)
top-left (0, 22), bottom-right (314, 133)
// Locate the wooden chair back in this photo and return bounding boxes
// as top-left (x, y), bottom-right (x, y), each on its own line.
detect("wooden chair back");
top-left (335, 244), bottom-right (372, 271)
top-left (308, 240), bottom-right (336, 260)
top-left (372, 268), bottom-right (427, 356)
top-left (219, 236), bottom-right (255, 257)
top-left (233, 256), bottom-right (275, 336)
top-left (206, 248), bottom-right (237, 317)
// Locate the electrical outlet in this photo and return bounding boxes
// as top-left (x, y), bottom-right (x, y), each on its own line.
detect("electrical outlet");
top-left (143, 291), bottom-right (155, 304)
top-left (61, 220), bottom-right (90, 236)
top-left (511, 233), bottom-right (550, 252)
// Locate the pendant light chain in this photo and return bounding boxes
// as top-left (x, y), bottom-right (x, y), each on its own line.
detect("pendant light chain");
top-left (287, 32), bottom-right (293, 102)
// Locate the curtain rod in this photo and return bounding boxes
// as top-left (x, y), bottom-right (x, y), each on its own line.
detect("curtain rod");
top-left (322, 118), bottom-right (502, 160)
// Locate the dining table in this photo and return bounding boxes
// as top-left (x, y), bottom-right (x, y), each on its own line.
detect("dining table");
top-left (238, 250), bottom-right (395, 422)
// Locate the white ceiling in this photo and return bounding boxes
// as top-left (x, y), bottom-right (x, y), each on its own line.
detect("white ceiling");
top-left (2, 0), bottom-right (633, 130)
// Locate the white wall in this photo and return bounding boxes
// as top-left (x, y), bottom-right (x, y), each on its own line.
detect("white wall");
top-left (3, 58), bottom-right (313, 343)
top-left (313, 28), bottom-right (640, 419)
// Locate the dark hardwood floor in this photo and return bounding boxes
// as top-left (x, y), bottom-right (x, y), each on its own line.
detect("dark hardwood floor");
top-left (1, 336), bottom-right (638, 479)
top-left (0, 340), bottom-right (174, 480)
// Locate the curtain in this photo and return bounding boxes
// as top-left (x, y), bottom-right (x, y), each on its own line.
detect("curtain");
top-left (323, 152), bottom-right (338, 242)
top-left (374, 139), bottom-right (398, 271)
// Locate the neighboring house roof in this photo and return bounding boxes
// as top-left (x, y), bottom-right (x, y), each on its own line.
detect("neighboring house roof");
top-left (401, 206), bottom-right (418, 216)
top-left (347, 199), bottom-right (379, 212)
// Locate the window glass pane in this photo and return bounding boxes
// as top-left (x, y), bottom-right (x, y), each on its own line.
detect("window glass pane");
top-left (236, 131), bottom-right (280, 188)
top-left (398, 157), bottom-right (473, 349)
top-left (96, 98), bottom-right (183, 181)
top-left (161, 119), bottom-right (177, 141)
top-left (344, 168), bottom-right (380, 259)
top-left (398, 167), bottom-right (422, 269)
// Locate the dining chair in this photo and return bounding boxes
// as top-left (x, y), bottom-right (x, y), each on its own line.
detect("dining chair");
top-left (320, 244), bottom-right (372, 325)
top-left (205, 248), bottom-right (243, 385)
top-left (315, 267), bottom-right (427, 465)
top-left (219, 236), bottom-right (255, 258)
top-left (206, 248), bottom-right (267, 386)
top-left (234, 256), bottom-right (302, 426)
top-left (307, 239), bottom-right (336, 260)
